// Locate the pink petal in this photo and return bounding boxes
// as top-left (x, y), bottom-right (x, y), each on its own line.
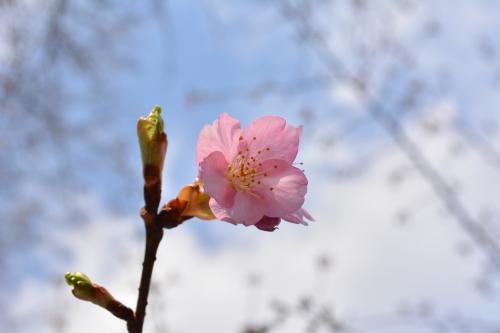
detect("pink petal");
top-left (209, 198), bottom-right (237, 224)
top-left (283, 208), bottom-right (315, 225)
top-left (254, 216), bottom-right (281, 232)
top-left (242, 116), bottom-right (302, 163)
top-left (196, 113), bottom-right (241, 167)
top-left (199, 151), bottom-right (236, 208)
top-left (252, 159), bottom-right (308, 217)
top-left (219, 191), bottom-right (265, 226)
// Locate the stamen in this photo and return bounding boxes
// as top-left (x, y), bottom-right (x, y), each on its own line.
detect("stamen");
top-left (227, 146), bottom-right (278, 192)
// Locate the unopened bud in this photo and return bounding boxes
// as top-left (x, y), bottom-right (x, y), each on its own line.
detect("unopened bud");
top-left (64, 272), bottom-right (114, 308)
top-left (137, 105), bottom-right (168, 185)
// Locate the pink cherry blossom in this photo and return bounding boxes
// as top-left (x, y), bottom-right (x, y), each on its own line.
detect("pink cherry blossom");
top-left (196, 113), bottom-right (313, 231)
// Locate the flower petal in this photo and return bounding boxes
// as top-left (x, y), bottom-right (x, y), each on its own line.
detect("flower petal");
top-left (221, 191), bottom-right (266, 226)
top-left (242, 116), bottom-right (302, 163)
top-left (253, 159), bottom-right (308, 217)
top-left (200, 151), bottom-right (235, 208)
top-left (283, 208), bottom-right (315, 225)
top-left (254, 216), bottom-right (281, 232)
top-left (196, 113), bottom-right (241, 166)
top-left (209, 198), bottom-right (237, 224)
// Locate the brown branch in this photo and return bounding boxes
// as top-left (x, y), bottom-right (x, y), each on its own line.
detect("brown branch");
top-left (129, 208), bottom-right (164, 333)
top-left (106, 300), bottom-right (135, 322)
top-left (128, 179), bottom-right (164, 333)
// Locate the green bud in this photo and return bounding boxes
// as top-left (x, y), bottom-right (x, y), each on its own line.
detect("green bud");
top-left (137, 105), bottom-right (168, 185)
top-left (64, 272), bottom-right (114, 308)
top-left (65, 272), bottom-right (92, 290)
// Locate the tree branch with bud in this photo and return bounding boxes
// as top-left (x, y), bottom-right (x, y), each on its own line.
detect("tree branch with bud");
top-left (64, 106), bottom-right (312, 332)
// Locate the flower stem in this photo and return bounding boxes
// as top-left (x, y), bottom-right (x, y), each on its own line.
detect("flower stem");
top-left (130, 208), bottom-right (164, 333)
top-left (128, 176), bottom-right (165, 333)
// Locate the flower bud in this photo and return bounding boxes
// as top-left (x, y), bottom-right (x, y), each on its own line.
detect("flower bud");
top-left (64, 272), bottom-right (114, 308)
top-left (137, 105), bottom-right (168, 185)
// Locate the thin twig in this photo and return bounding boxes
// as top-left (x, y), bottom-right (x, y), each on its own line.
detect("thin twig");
top-left (130, 210), bottom-right (164, 333)
top-left (129, 180), bottom-right (164, 333)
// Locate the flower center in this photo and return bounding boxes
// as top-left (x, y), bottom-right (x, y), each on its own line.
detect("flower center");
top-left (226, 137), bottom-right (275, 195)
top-left (226, 153), bottom-right (260, 192)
